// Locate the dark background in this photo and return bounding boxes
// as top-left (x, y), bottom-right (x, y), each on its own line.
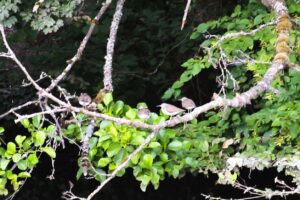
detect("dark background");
top-left (1, 0), bottom-right (297, 199)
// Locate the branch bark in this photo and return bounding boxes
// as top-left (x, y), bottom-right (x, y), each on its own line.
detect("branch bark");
top-left (103, 0), bottom-right (126, 92)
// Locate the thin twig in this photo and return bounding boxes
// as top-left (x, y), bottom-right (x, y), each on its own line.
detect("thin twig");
top-left (0, 100), bottom-right (38, 119)
top-left (14, 108), bottom-right (67, 123)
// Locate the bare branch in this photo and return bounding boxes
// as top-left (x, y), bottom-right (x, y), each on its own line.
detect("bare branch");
top-left (0, 52), bottom-right (11, 58)
top-left (205, 21), bottom-right (275, 46)
top-left (0, 24), bottom-right (43, 91)
top-left (14, 108), bottom-right (67, 123)
top-left (46, 0), bottom-right (113, 92)
top-left (103, 0), bottom-right (126, 92)
top-left (181, 0), bottom-right (192, 30)
top-left (0, 100), bottom-right (38, 119)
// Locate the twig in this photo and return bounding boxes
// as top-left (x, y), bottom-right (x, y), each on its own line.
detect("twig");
top-left (0, 100), bottom-right (38, 119)
top-left (0, 52), bottom-right (11, 58)
top-left (13, 108), bottom-right (67, 123)
top-left (205, 21), bottom-right (275, 45)
top-left (0, 25), bottom-right (43, 91)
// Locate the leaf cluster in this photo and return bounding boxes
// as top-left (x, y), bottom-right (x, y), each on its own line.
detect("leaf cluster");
top-left (0, 117), bottom-right (56, 196)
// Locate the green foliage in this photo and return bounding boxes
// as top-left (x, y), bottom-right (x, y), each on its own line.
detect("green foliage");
top-left (0, 0), bottom-right (20, 28)
top-left (1, 0), bottom-right (83, 34)
top-left (155, 0), bottom-right (300, 190)
top-left (1, 0), bottom-right (300, 197)
top-left (6, 0), bottom-right (300, 194)
top-left (62, 93), bottom-right (233, 190)
top-left (162, 57), bottom-right (210, 100)
top-left (163, 0), bottom-right (279, 99)
top-left (0, 122), bottom-right (57, 195)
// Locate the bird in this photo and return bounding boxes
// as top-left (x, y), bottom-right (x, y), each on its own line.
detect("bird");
top-left (137, 107), bottom-right (151, 120)
top-left (157, 103), bottom-right (185, 119)
top-left (179, 97), bottom-right (196, 112)
top-left (78, 93), bottom-right (92, 107)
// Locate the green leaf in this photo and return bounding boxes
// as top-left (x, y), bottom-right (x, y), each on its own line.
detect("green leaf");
top-left (136, 175), bottom-right (151, 192)
top-left (148, 142), bottom-right (161, 148)
top-left (136, 102), bottom-right (148, 109)
top-left (208, 115), bottom-right (220, 124)
top-left (0, 127), bottom-right (4, 134)
top-left (35, 131), bottom-right (46, 146)
top-left (97, 157), bottom-right (111, 167)
top-left (0, 159), bottom-right (10, 170)
top-left (12, 153), bottom-right (22, 163)
top-left (107, 143), bottom-right (122, 157)
top-left (17, 160), bottom-right (28, 170)
top-left (168, 140), bottom-right (183, 151)
top-left (254, 14), bottom-right (263, 25)
top-left (131, 153), bottom-right (140, 165)
top-left (6, 171), bottom-right (17, 181)
top-left (32, 115), bottom-right (42, 128)
top-left (125, 109), bottom-right (136, 119)
top-left (190, 31), bottom-right (200, 39)
top-left (99, 120), bottom-right (112, 129)
top-left (162, 88), bottom-right (175, 100)
top-left (20, 119), bottom-right (30, 128)
top-left (140, 154), bottom-right (153, 169)
top-left (42, 147), bottom-right (56, 158)
top-left (159, 153), bottom-right (169, 162)
top-left (27, 153), bottom-right (39, 167)
top-left (46, 125), bottom-right (56, 134)
top-left (201, 141), bottom-right (209, 152)
top-left (103, 93), bottom-right (113, 106)
top-left (18, 172), bottom-right (31, 178)
top-left (196, 23), bottom-right (209, 33)
top-left (113, 100), bottom-right (124, 115)
top-left (191, 63), bottom-right (205, 76)
top-left (88, 137), bottom-right (98, 149)
top-left (15, 135), bottom-right (26, 147)
top-left (131, 135), bottom-right (145, 145)
top-left (7, 142), bottom-right (16, 155)
top-left (22, 139), bottom-right (33, 151)
top-left (172, 81), bottom-right (184, 89)
top-left (113, 149), bottom-right (127, 165)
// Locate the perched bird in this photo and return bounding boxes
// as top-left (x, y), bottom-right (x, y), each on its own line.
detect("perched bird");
top-left (137, 107), bottom-right (151, 120)
top-left (179, 97), bottom-right (196, 112)
top-left (78, 93), bottom-right (92, 107)
top-left (157, 103), bottom-right (185, 119)
top-left (87, 102), bottom-right (97, 111)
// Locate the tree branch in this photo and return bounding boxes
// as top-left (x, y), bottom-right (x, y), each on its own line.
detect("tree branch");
top-left (46, 0), bottom-right (113, 92)
top-left (103, 0), bottom-right (126, 92)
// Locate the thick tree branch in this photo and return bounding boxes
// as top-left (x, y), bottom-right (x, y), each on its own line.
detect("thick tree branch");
top-left (103, 0), bottom-right (126, 92)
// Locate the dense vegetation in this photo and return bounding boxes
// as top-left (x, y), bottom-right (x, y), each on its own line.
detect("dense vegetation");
top-left (0, 0), bottom-right (300, 199)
